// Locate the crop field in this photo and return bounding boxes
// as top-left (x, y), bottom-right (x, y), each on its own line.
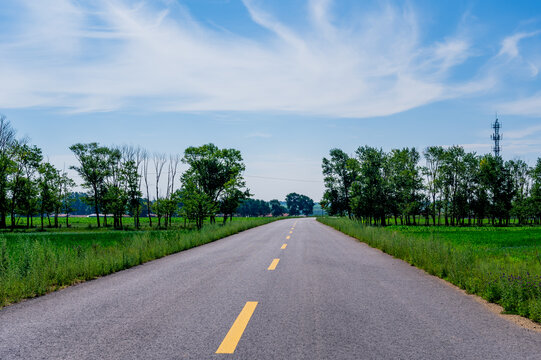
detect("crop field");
top-left (318, 217), bottom-right (541, 323)
top-left (0, 217), bottom-right (277, 308)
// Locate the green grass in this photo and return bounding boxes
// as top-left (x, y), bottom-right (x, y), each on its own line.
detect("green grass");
top-left (2, 215), bottom-right (221, 233)
top-left (317, 217), bottom-right (541, 323)
top-left (0, 217), bottom-right (278, 308)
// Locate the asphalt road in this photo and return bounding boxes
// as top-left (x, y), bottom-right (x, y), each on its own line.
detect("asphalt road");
top-left (1, 218), bottom-right (541, 359)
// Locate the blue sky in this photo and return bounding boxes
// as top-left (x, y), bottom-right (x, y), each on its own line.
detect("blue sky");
top-left (1, 0), bottom-right (541, 201)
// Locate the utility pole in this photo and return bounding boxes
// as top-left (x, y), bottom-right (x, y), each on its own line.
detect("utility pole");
top-left (491, 115), bottom-right (502, 158)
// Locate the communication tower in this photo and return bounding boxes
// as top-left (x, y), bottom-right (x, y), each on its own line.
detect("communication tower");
top-left (491, 116), bottom-right (502, 157)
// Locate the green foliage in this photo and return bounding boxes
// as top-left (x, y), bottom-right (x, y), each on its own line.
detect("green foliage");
top-left (236, 198), bottom-right (270, 217)
top-left (0, 217), bottom-right (276, 308)
top-left (181, 143), bottom-right (248, 225)
top-left (269, 199), bottom-right (287, 217)
top-left (319, 217), bottom-right (541, 323)
top-left (285, 192), bottom-right (314, 216)
top-left (323, 145), bottom-right (541, 227)
top-left (321, 149), bottom-right (357, 216)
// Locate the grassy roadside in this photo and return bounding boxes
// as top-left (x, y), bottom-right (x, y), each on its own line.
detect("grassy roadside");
top-left (0, 217), bottom-right (278, 308)
top-left (317, 217), bottom-right (541, 323)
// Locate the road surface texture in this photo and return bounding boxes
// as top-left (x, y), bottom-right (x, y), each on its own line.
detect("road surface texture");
top-left (1, 218), bottom-right (541, 359)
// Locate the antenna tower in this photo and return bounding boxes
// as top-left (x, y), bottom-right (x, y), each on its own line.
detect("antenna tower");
top-left (490, 115), bottom-right (502, 157)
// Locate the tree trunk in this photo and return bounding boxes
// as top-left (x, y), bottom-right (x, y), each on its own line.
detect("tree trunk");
top-left (147, 199), bottom-right (152, 227)
top-left (94, 196), bottom-right (100, 228)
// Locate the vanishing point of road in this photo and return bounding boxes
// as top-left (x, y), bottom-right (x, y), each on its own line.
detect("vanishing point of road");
top-left (1, 218), bottom-right (540, 359)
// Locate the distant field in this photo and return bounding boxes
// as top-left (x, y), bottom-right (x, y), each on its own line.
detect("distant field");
top-left (0, 217), bottom-right (278, 308)
top-left (318, 217), bottom-right (541, 323)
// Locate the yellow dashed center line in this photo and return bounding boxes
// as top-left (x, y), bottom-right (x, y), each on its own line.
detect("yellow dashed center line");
top-left (289, 231), bottom-right (293, 234)
top-left (286, 235), bottom-right (290, 240)
top-left (281, 244), bottom-right (287, 249)
top-left (267, 258), bottom-right (280, 270)
top-left (216, 301), bottom-right (258, 354)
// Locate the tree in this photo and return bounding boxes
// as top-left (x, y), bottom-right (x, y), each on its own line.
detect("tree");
top-left (59, 171), bottom-right (76, 227)
top-left (285, 193), bottom-right (314, 216)
top-left (269, 199), bottom-right (287, 217)
top-left (350, 146), bottom-right (390, 225)
top-left (479, 155), bottom-right (515, 225)
top-left (321, 149), bottom-right (357, 216)
top-left (286, 193), bottom-right (302, 216)
top-left (142, 150), bottom-right (153, 227)
top-left (530, 158), bottom-right (541, 223)
top-left (123, 159), bottom-right (142, 228)
top-left (182, 143), bottom-right (247, 223)
top-left (181, 178), bottom-right (216, 229)
top-left (508, 159), bottom-right (530, 225)
top-left (236, 199), bottom-right (270, 217)
top-left (0, 115), bottom-right (16, 229)
top-left (153, 153), bottom-right (167, 227)
top-left (8, 143), bottom-right (42, 229)
top-left (423, 146), bottom-right (444, 225)
top-left (220, 188), bottom-right (250, 223)
top-left (70, 143), bottom-right (114, 228)
top-left (38, 162), bottom-right (60, 229)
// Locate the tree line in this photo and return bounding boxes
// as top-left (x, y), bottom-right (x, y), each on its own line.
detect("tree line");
top-left (236, 193), bottom-right (315, 217)
top-left (321, 146), bottom-right (541, 226)
top-left (0, 116), bottom-right (250, 230)
top-left (0, 116), bottom-right (75, 230)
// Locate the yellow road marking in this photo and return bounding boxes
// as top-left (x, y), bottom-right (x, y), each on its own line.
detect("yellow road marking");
top-left (216, 302), bottom-right (258, 354)
top-left (281, 244), bottom-right (287, 249)
top-left (286, 235), bottom-right (290, 240)
top-left (289, 231), bottom-right (293, 234)
top-left (268, 258), bottom-right (280, 270)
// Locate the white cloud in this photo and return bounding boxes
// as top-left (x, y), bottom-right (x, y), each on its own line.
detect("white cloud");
top-left (498, 31), bottom-right (541, 58)
top-left (0, 0), bottom-right (499, 117)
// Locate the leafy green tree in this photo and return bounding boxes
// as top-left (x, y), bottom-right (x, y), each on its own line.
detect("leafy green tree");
top-left (350, 146), bottom-right (390, 225)
top-left (70, 143), bottom-right (114, 228)
top-left (479, 155), bottom-right (515, 225)
top-left (9, 143), bottom-right (42, 229)
top-left (508, 159), bottom-right (530, 225)
top-left (321, 149), bottom-right (357, 216)
top-left (220, 188), bottom-right (250, 223)
top-left (388, 148), bottom-right (423, 225)
top-left (59, 171), bottom-right (76, 227)
top-left (285, 193), bottom-right (302, 216)
top-left (285, 193), bottom-right (314, 216)
top-left (122, 160), bottom-right (142, 228)
top-left (38, 162), bottom-right (60, 229)
top-left (181, 178), bottom-right (216, 229)
top-left (0, 115), bottom-right (16, 229)
top-left (423, 146), bottom-right (444, 225)
top-left (236, 199), bottom-right (270, 217)
top-left (269, 199), bottom-right (287, 217)
top-left (530, 158), bottom-right (541, 223)
top-left (181, 143), bottom-right (247, 223)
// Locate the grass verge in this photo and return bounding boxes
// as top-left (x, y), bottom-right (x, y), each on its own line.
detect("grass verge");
top-left (317, 217), bottom-right (541, 324)
top-left (0, 217), bottom-right (277, 308)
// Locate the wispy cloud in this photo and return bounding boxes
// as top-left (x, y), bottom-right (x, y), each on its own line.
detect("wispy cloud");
top-left (500, 92), bottom-right (541, 117)
top-left (504, 124), bottom-right (541, 139)
top-left (0, 0), bottom-right (528, 117)
top-left (246, 132), bottom-right (272, 138)
top-left (498, 31), bottom-right (541, 58)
